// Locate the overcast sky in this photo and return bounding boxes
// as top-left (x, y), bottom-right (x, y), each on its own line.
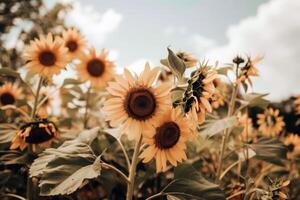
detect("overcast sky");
top-left (46, 0), bottom-right (300, 100)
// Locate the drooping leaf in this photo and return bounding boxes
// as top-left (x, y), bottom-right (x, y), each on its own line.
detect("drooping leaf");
top-left (198, 116), bottom-right (237, 138)
top-left (250, 137), bottom-right (287, 166)
top-left (167, 48), bottom-right (186, 80)
top-left (162, 164), bottom-right (225, 200)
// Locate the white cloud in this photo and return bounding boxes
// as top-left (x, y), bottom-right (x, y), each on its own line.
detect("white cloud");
top-left (163, 26), bottom-right (188, 36)
top-left (193, 0), bottom-right (300, 101)
top-left (189, 34), bottom-right (216, 56)
top-left (65, 2), bottom-right (122, 49)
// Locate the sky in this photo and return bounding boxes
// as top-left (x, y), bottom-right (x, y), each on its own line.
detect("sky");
top-left (44, 0), bottom-right (300, 100)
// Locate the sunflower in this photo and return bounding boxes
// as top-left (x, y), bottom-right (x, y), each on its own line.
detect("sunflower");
top-left (176, 51), bottom-right (198, 68)
top-left (10, 119), bottom-right (58, 151)
top-left (103, 63), bottom-right (171, 140)
top-left (182, 66), bottom-right (218, 125)
top-left (237, 55), bottom-right (263, 86)
top-left (62, 28), bottom-right (86, 59)
top-left (295, 95), bottom-right (300, 115)
top-left (76, 48), bottom-right (115, 88)
top-left (23, 33), bottom-right (70, 78)
top-left (257, 108), bottom-right (285, 137)
top-left (139, 107), bottom-right (193, 172)
top-left (284, 134), bottom-right (300, 159)
top-left (0, 82), bottom-right (23, 106)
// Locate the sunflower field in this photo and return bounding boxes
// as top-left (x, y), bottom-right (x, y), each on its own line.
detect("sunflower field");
top-left (1, 1), bottom-right (300, 200)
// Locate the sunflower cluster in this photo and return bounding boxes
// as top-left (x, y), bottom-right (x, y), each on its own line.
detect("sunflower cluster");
top-left (182, 66), bottom-right (218, 124)
top-left (104, 64), bottom-right (195, 172)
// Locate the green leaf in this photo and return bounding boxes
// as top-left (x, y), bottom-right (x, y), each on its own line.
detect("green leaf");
top-left (198, 116), bottom-right (237, 138)
top-left (0, 68), bottom-right (21, 78)
top-left (163, 164), bottom-right (225, 200)
top-left (167, 195), bottom-right (182, 200)
top-left (76, 127), bottom-right (100, 144)
top-left (62, 78), bottom-right (82, 86)
top-left (30, 139), bottom-right (100, 196)
top-left (241, 93), bottom-right (269, 109)
top-left (250, 137), bottom-right (287, 166)
top-left (170, 86), bottom-right (186, 106)
top-left (30, 141), bottom-right (96, 178)
top-left (217, 66), bottom-right (232, 76)
top-left (41, 157), bottom-right (101, 196)
top-left (0, 124), bottom-right (17, 144)
top-left (167, 48), bottom-right (186, 80)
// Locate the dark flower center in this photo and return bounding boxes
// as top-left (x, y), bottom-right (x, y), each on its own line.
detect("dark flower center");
top-left (266, 115), bottom-right (277, 126)
top-left (25, 125), bottom-right (55, 144)
top-left (39, 51), bottom-right (56, 66)
top-left (0, 92), bottom-right (15, 105)
top-left (66, 40), bottom-right (78, 52)
top-left (87, 59), bottom-right (105, 77)
top-left (125, 88), bottom-right (156, 120)
top-left (155, 122), bottom-right (180, 149)
top-left (287, 143), bottom-right (295, 152)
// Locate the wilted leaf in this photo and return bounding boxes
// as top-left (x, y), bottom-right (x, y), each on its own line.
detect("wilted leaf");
top-left (250, 137), bottom-right (287, 166)
top-left (167, 48), bottom-right (186, 80)
top-left (198, 116), bottom-right (237, 138)
top-left (162, 164), bottom-right (225, 200)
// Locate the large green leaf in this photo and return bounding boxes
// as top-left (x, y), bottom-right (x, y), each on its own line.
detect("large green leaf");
top-left (250, 137), bottom-right (287, 166)
top-left (198, 116), bottom-right (237, 138)
top-left (30, 138), bottom-right (100, 196)
top-left (40, 157), bottom-right (101, 196)
top-left (162, 164), bottom-right (225, 200)
top-left (0, 123), bottom-right (17, 144)
top-left (167, 48), bottom-right (186, 80)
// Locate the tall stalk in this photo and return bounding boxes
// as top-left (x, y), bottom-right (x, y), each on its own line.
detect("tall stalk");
top-left (83, 86), bottom-right (91, 129)
top-left (216, 81), bottom-right (239, 181)
top-left (27, 76), bottom-right (43, 200)
top-left (126, 136), bottom-right (142, 200)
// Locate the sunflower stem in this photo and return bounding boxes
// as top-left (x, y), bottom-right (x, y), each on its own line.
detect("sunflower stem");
top-left (126, 135), bottom-right (142, 200)
top-left (31, 76), bottom-right (43, 119)
top-left (83, 86), bottom-right (91, 129)
top-left (27, 76), bottom-right (43, 200)
top-left (216, 83), bottom-right (239, 182)
top-left (101, 163), bottom-right (130, 183)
